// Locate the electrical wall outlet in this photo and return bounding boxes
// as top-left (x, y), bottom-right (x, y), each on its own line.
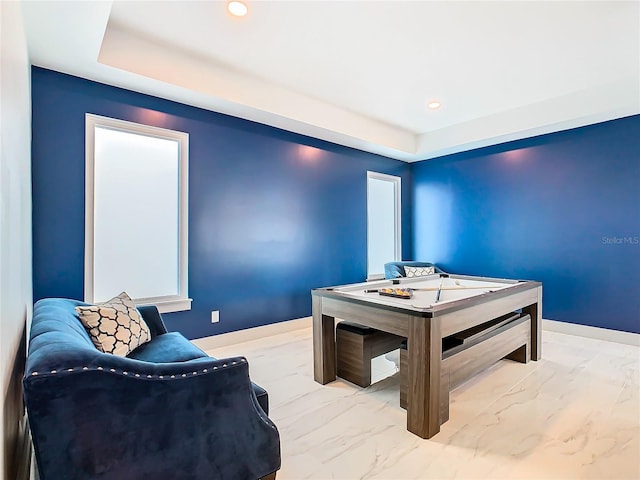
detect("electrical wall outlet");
top-left (211, 311), bottom-right (219, 323)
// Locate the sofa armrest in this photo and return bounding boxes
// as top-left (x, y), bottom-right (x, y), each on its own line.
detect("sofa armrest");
top-left (137, 305), bottom-right (168, 337)
top-left (24, 355), bottom-right (280, 480)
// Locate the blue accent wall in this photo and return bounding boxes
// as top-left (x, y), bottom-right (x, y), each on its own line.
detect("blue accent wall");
top-left (32, 67), bottom-right (639, 336)
top-left (412, 115), bottom-right (640, 333)
top-left (31, 67), bottom-right (412, 339)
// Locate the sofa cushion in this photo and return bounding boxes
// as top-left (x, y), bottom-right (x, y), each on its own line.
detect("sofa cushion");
top-left (404, 265), bottom-right (435, 277)
top-left (75, 292), bottom-right (151, 357)
top-left (384, 261), bottom-right (443, 279)
top-left (127, 332), bottom-right (208, 363)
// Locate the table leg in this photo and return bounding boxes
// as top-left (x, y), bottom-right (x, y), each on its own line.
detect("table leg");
top-left (522, 287), bottom-right (542, 361)
top-left (312, 295), bottom-right (336, 384)
top-left (407, 316), bottom-right (442, 439)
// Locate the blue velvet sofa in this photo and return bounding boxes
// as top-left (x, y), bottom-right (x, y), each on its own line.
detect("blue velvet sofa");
top-left (24, 298), bottom-right (280, 480)
top-left (383, 261), bottom-right (444, 279)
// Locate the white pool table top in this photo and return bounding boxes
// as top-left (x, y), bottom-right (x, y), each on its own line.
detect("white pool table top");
top-left (314, 273), bottom-right (540, 315)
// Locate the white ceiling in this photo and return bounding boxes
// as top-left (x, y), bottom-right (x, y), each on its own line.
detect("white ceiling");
top-left (22, 0), bottom-right (640, 162)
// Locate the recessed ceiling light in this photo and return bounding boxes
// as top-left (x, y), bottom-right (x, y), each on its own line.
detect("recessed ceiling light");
top-left (428, 101), bottom-right (441, 110)
top-left (228, 1), bottom-right (248, 17)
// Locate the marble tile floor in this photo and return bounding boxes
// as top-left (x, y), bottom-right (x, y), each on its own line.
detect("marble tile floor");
top-left (207, 328), bottom-right (640, 480)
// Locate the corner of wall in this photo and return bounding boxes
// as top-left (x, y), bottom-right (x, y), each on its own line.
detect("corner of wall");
top-left (1, 1), bottom-right (34, 478)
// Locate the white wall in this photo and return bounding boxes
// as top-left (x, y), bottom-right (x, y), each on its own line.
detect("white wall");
top-left (0, 1), bottom-right (33, 478)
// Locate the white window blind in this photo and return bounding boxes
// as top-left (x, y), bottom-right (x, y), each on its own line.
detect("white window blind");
top-left (85, 114), bottom-right (191, 312)
top-left (367, 172), bottom-right (401, 279)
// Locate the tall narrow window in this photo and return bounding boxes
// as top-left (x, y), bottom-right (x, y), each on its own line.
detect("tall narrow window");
top-left (367, 172), bottom-right (401, 279)
top-left (85, 114), bottom-right (191, 312)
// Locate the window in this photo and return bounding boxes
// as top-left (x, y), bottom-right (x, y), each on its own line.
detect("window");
top-left (85, 114), bottom-right (191, 312)
top-left (367, 172), bottom-right (401, 279)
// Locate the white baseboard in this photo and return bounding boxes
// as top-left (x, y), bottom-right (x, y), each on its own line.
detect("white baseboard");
top-left (192, 316), bottom-right (312, 351)
top-left (192, 316), bottom-right (639, 351)
top-left (543, 318), bottom-right (640, 347)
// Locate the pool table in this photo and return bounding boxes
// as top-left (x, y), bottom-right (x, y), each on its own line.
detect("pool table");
top-left (312, 273), bottom-right (542, 439)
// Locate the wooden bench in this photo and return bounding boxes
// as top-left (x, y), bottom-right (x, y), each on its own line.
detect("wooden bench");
top-left (336, 312), bottom-right (531, 427)
top-left (399, 312), bottom-right (531, 423)
top-left (336, 321), bottom-right (404, 387)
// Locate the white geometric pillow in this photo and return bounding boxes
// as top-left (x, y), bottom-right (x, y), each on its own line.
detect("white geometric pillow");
top-left (404, 266), bottom-right (435, 277)
top-left (75, 292), bottom-right (151, 357)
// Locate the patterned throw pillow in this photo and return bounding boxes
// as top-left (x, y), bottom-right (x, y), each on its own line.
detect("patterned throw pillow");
top-left (75, 292), bottom-right (151, 357)
top-left (404, 266), bottom-right (435, 277)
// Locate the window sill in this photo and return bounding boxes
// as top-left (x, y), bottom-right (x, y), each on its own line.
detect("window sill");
top-left (135, 297), bottom-right (192, 313)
